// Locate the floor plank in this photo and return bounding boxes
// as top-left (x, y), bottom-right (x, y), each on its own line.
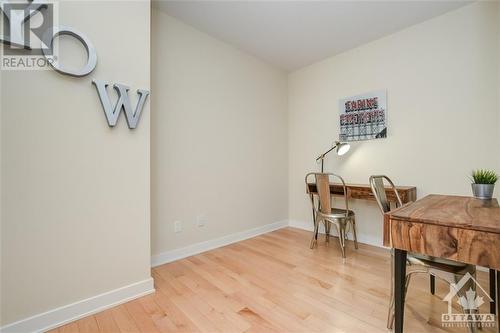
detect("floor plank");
top-left (46, 227), bottom-right (496, 332)
top-left (94, 310), bottom-right (121, 333)
top-left (110, 305), bottom-right (140, 333)
top-left (58, 322), bottom-right (79, 333)
top-left (76, 316), bottom-right (99, 333)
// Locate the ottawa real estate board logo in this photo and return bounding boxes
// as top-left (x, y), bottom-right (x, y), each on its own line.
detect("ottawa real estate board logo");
top-left (1, 0), bottom-right (58, 70)
top-left (442, 272), bottom-right (496, 329)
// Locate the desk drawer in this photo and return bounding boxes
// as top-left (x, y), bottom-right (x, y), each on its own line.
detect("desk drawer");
top-left (389, 219), bottom-right (459, 260)
top-left (348, 188), bottom-right (375, 200)
top-left (348, 188), bottom-right (413, 203)
top-left (388, 219), bottom-right (500, 270)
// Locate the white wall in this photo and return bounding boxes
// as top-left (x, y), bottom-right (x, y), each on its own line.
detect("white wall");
top-left (288, 2), bottom-right (500, 246)
top-left (151, 11), bottom-right (288, 257)
top-left (496, 3), bottom-right (500, 174)
top-left (0, 45), bottom-right (3, 328)
top-left (1, 1), bottom-right (151, 326)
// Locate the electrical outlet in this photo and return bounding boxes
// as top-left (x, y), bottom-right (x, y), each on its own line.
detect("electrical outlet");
top-left (196, 214), bottom-right (207, 227)
top-left (174, 221), bottom-right (182, 233)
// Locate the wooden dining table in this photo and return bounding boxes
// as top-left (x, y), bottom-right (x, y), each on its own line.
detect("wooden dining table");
top-left (384, 194), bottom-right (500, 333)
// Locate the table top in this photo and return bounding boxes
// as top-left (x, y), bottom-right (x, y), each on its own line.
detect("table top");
top-left (306, 182), bottom-right (416, 191)
top-left (307, 182), bottom-right (417, 204)
top-left (390, 194), bottom-right (500, 234)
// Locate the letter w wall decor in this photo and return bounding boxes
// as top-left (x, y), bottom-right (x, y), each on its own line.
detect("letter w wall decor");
top-left (92, 80), bottom-right (150, 129)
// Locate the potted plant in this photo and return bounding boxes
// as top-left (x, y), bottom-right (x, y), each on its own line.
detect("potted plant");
top-left (470, 169), bottom-right (498, 199)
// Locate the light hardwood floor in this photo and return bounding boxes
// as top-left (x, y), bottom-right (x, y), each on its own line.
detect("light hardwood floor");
top-left (48, 227), bottom-right (495, 333)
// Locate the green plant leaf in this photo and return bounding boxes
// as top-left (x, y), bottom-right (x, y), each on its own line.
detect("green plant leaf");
top-left (471, 169), bottom-right (498, 184)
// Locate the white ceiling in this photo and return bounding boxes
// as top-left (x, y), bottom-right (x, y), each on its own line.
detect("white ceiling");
top-left (154, 1), bottom-right (471, 71)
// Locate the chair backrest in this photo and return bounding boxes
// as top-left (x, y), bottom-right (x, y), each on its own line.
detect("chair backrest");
top-left (316, 173), bottom-right (332, 214)
top-left (305, 172), bottom-right (348, 215)
top-left (369, 175), bottom-right (403, 214)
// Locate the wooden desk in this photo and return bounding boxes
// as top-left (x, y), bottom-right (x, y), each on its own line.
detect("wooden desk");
top-left (306, 182), bottom-right (416, 242)
top-left (306, 183), bottom-right (417, 204)
top-left (384, 195), bottom-right (500, 333)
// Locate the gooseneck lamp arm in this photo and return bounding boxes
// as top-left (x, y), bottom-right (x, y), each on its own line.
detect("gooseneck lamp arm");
top-left (316, 145), bottom-right (337, 172)
top-left (316, 141), bottom-right (350, 172)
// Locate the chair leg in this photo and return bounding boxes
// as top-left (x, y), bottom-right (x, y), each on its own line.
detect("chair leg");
top-left (430, 275), bottom-right (435, 295)
top-left (351, 217), bottom-right (358, 249)
top-left (471, 279), bottom-right (482, 332)
top-left (404, 272), bottom-right (413, 296)
top-left (310, 217), bottom-right (320, 249)
top-left (455, 276), bottom-right (477, 333)
top-left (387, 249), bottom-right (395, 330)
top-left (338, 223), bottom-right (346, 261)
top-left (468, 272), bottom-right (478, 333)
top-left (389, 263), bottom-right (414, 330)
top-left (454, 273), bottom-right (477, 333)
top-left (388, 298), bottom-right (395, 330)
top-left (325, 221), bottom-right (330, 243)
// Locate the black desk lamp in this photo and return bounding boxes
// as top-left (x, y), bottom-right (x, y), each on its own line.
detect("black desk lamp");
top-left (316, 141), bottom-right (350, 172)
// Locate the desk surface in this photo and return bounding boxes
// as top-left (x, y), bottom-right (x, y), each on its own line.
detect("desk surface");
top-left (390, 194), bottom-right (500, 234)
top-left (306, 182), bottom-right (417, 204)
top-left (307, 182), bottom-right (416, 191)
top-left (385, 194), bottom-right (500, 270)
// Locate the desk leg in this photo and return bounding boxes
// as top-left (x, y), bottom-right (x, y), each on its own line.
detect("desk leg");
top-left (496, 271), bottom-right (499, 333)
top-left (394, 249), bottom-right (407, 333)
top-left (490, 269), bottom-right (496, 315)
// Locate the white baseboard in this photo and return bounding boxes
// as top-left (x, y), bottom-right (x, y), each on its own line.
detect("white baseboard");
top-left (288, 219), bottom-right (383, 248)
top-left (151, 220), bottom-right (289, 267)
top-left (0, 278), bottom-right (154, 333)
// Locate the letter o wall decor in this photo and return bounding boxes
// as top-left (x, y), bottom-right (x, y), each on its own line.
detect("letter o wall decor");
top-left (42, 25), bottom-right (98, 77)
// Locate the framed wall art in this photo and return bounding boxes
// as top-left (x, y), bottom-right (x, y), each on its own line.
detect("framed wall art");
top-left (339, 90), bottom-right (387, 142)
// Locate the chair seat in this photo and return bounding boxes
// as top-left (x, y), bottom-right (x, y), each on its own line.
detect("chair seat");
top-left (409, 253), bottom-right (471, 273)
top-left (318, 208), bottom-right (355, 219)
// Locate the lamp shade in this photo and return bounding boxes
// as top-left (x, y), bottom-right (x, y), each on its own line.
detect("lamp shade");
top-left (336, 142), bottom-right (350, 156)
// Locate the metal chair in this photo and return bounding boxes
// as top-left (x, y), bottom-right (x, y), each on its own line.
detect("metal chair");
top-left (305, 172), bottom-right (358, 260)
top-left (369, 175), bottom-right (477, 332)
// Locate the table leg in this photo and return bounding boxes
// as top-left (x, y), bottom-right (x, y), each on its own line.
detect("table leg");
top-left (394, 249), bottom-right (407, 333)
top-left (496, 270), bottom-right (499, 333)
top-left (490, 269), bottom-right (496, 315)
